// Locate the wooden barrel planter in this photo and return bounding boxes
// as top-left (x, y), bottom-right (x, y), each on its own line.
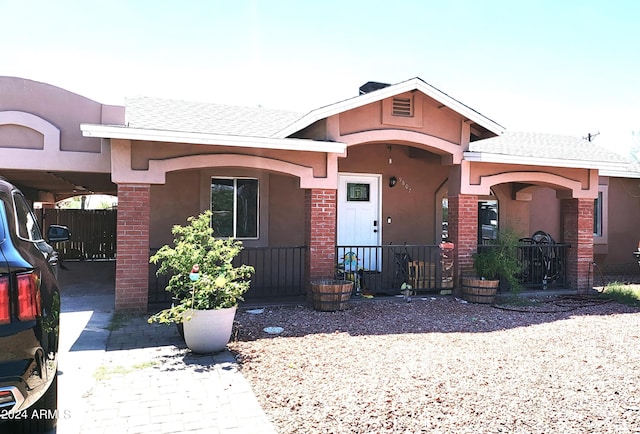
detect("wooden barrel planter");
top-left (461, 277), bottom-right (499, 304)
top-left (310, 280), bottom-right (353, 311)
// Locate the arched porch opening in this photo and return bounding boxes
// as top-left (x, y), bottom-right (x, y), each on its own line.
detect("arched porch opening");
top-left (143, 155), bottom-right (339, 308)
top-left (332, 139), bottom-right (460, 295)
top-left (449, 170), bottom-right (596, 295)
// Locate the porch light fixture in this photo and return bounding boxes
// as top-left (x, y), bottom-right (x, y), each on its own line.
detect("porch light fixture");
top-left (387, 145), bottom-right (393, 164)
top-left (389, 176), bottom-right (397, 188)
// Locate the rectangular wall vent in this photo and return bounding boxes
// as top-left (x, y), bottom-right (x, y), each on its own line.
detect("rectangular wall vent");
top-left (392, 97), bottom-right (412, 117)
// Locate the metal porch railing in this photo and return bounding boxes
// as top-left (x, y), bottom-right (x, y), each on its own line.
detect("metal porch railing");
top-left (516, 242), bottom-right (569, 289)
top-left (234, 246), bottom-right (306, 298)
top-left (148, 246), bottom-right (307, 305)
top-left (148, 241), bottom-right (569, 306)
top-left (336, 244), bottom-right (454, 294)
top-left (477, 242), bottom-right (569, 290)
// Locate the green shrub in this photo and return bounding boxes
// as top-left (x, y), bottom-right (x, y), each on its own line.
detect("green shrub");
top-left (148, 210), bottom-right (254, 324)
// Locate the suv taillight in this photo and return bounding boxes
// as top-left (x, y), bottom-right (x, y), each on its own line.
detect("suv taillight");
top-left (17, 272), bottom-right (41, 321)
top-left (0, 276), bottom-right (9, 325)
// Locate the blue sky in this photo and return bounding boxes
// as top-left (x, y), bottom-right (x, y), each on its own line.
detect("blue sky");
top-left (2, 0), bottom-right (638, 156)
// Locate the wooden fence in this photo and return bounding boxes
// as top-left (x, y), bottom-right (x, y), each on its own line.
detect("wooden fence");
top-left (37, 208), bottom-right (117, 260)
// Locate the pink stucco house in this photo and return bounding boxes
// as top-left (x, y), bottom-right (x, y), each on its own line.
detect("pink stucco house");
top-left (1, 76), bottom-right (638, 311)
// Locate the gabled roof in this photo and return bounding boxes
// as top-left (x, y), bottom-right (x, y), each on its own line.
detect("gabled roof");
top-left (272, 77), bottom-right (506, 138)
top-left (465, 131), bottom-right (633, 172)
top-left (83, 81), bottom-right (640, 178)
top-left (126, 96), bottom-right (304, 137)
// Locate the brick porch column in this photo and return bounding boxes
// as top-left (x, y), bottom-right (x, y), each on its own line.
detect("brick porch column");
top-left (448, 194), bottom-right (478, 296)
top-left (562, 198), bottom-right (594, 293)
top-left (304, 189), bottom-right (337, 297)
top-left (115, 183), bottom-right (151, 311)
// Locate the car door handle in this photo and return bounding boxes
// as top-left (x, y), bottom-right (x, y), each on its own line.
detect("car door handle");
top-left (48, 253), bottom-right (59, 267)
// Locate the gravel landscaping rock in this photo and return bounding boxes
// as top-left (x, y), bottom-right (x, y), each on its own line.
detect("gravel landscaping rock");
top-left (229, 295), bottom-right (640, 433)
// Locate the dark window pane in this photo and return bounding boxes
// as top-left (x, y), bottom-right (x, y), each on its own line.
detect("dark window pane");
top-left (14, 193), bottom-right (42, 241)
top-left (347, 183), bottom-right (370, 201)
top-left (211, 179), bottom-right (234, 237)
top-left (594, 192), bottom-right (602, 235)
top-left (236, 179), bottom-right (258, 238)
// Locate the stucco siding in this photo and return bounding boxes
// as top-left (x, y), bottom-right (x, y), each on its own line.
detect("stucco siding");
top-left (149, 169), bottom-right (306, 249)
top-left (0, 124), bottom-right (44, 149)
top-left (529, 187), bottom-right (562, 240)
top-left (150, 171), bottom-right (203, 248)
top-left (601, 177), bottom-right (640, 268)
top-left (338, 93), bottom-right (463, 145)
top-left (269, 174), bottom-right (305, 245)
top-left (0, 77), bottom-right (123, 153)
top-left (129, 142), bottom-right (329, 176)
top-left (339, 143), bottom-right (448, 245)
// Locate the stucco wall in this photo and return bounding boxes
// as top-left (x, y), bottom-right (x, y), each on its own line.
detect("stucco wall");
top-left (529, 187), bottom-right (562, 240)
top-left (269, 174), bottom-right (305, 245)
top-left (339, 143), bottom-right (449, 245)
top-left (338, 92), bottom-right (463, 145)
top-left (600, 177), bottom-right (640, 268)
top-left (149, 169), bottom-right (306, 249)
top-left (130, 141), bottom-right (328, 176)
top-left (149, 170), bottom-right (203, 248)
top-left (0, 76), bottom-right (123, 153)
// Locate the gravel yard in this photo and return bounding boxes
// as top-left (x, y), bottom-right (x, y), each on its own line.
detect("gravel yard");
top-left (229, 294), bottom-right (640, 433)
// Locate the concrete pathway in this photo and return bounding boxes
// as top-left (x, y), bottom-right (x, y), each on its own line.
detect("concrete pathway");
top-left (51, 261), bottom-right (277, 433)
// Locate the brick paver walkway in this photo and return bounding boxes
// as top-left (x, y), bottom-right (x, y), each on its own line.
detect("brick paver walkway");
top-left (79, 316), bottom-right (277, 434)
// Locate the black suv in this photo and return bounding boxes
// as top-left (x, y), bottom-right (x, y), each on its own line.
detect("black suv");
top-left (0, 178), bottom-right (69, 432)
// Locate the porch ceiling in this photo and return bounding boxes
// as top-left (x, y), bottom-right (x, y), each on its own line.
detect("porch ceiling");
top-left (0, 169), bottom-right (116, 201)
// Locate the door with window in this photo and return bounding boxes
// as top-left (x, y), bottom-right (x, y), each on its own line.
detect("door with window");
top-left (337, 174), bottom-right (381, 271)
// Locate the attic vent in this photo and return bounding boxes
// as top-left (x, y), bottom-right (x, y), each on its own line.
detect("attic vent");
top-left (392, 97), bottom-right (413, 117)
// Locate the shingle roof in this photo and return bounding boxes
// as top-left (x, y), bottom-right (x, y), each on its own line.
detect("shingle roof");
top-left (123, 96), bottom-right (636, 174)
top-left (125, 96), bottom-right (304, 138)
top-left (469, 131), bottom-right (630, 164)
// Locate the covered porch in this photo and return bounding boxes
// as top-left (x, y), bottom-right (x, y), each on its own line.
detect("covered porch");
top-left (148, 240), bottom-right (571, 306)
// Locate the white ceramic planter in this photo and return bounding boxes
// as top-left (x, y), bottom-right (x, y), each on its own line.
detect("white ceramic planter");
top-left (182, 306), bottom-right (237, 353)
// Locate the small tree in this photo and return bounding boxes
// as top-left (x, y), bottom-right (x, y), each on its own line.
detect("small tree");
top-left (148, 211), bottom-right (254, 324)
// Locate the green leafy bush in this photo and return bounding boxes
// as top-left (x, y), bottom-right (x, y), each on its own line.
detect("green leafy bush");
top-left (148, 210), bottom-right (254, 324)
top-left (473, 227), bottom-right (522, 292)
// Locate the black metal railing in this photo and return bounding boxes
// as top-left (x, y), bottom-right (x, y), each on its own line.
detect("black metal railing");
top-left (148, 246), bottom-right (306, 305)
top-left (147, 241), bottom-right (568, 306)
top-left (335, 244), bottom-right (454, 294)
top-left (234, 246), bottom-right (306, 298)
top-left (516, 242), bottom-right (569, 289)
top-left (477, 242), bottom-right (569, 290)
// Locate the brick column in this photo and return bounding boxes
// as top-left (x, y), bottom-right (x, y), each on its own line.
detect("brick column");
top-left (304, 189), bottom-right (337, 296)
top-left (562, 198), bottom-right (594, 293)
top-left (448, 194), bottom-right (478, 295)
top-left (115, 184), bottom-right (151, 311)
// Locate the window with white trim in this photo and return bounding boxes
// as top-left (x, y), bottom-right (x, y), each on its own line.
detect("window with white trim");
top-left (593, 191), bottom-right (603, 237)
top-left (593, 183), bottom-right (608, 243)
top-left (211, 178), bottom-right (258, 238)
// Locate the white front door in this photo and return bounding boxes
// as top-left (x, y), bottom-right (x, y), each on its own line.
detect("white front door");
top-left (337, 174), bottom-right (381, 271)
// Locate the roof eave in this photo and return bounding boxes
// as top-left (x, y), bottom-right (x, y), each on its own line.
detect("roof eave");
top-left (80, 124), bottom-right (346, 154)
top-left (463, 151), bottom-right (631, 172)
top-left (274, 78), bottom-right (505, 138)
top-left (599, 168), bottom-right (640, 178)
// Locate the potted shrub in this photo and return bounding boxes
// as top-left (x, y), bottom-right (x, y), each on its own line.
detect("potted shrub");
top-left (148, 210), bottom-right (254, 353)
top-left (462, 227), bottom-right (522, 304)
